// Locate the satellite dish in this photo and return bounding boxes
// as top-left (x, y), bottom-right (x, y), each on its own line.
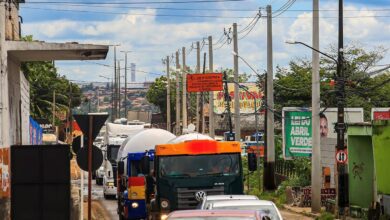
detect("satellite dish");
top-left (188, 124), bottom-right (196, 132)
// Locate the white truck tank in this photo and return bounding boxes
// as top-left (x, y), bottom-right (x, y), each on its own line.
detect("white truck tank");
top-left (168, 133), bottom-right (213, 144)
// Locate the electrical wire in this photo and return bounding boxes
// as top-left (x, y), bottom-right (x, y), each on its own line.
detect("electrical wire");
top-left (21, 6), bottom-right (255, 18)
top-left (25, 0), bottom-right (248, 5)
top-left (238, 12), bottom-right (261, 34)
top-left (22, 6), bottom-right (390, 19)
top-left (273, 0), bottom-right (296, 18)
top-left (238, 14), bottom-right (261, 40)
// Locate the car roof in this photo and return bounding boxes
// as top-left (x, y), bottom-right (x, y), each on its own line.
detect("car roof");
top-left (211, 200), bottom-right (275, 207)
top-left (168, 210), bottom-right (262, 218)
top-left (205, 195), bottom-right (259, 201)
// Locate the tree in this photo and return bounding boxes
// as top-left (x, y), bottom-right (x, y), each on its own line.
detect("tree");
top-left (272, 45), bottom-right (390, 121)
top-left (21, 35), bottom-right (82, 123)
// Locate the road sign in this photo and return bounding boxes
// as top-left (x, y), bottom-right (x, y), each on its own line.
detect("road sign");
top-left (187, 73), bottom-right (223, 92)
top-left (336, 150), bottom-right (348, 164)
top-left (76, 145), bottom-right (103, 171)
top-left (73, 113), bottom-right (108, 141)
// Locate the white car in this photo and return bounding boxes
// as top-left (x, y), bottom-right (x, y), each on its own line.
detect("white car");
top-left (207, 200), bottom-right (283, 220)
top-left (199, 194), bottom-right (259, 210)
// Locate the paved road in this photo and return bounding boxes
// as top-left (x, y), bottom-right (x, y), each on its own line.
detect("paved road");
top-left (92, 181), bottom-right (119, 220)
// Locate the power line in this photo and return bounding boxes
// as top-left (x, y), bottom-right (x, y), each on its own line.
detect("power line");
top-left (273, 0), bottom-right (297, 18)
top-left (238, 12), bottom-right (261, 34)
top-left (21, 7), bottom-right (390, 19)
top-left (26, 0), bottom-right (247, 5)
top-left (238, 14), bottom-right (261, 40)
top-left (21, 6), bottom-right (255, 18)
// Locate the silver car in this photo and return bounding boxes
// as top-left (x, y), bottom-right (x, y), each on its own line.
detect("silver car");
top-left (207, 199), bottom-right (283, 220)
top-left (199, 195), bottom-right (259, 210)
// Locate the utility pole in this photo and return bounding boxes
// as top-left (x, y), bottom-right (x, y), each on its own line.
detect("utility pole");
top-left (52, 90), bottom-right (56, 127)
top-left (182, 47), bottom-right (188, 131)
top-left (166, 56), bottom-right (171, 132)
top-left (196, 41), bottom-right (201, 132)
top-left (175, 51), bottom-right (181, 135)
top-left (311, 0), bottom-right (321, 212)
top-left (232, 23), bottom-right (240, 141)
top-left (264, 5), bottom-right (276, 190)
top-left (202, 52), bottom-right (206, 134)
top-left (113, 46), bottom-right (117, 121)
top-left (121, 51), bottom-right (131, 120)
top-left (117, 61), bottom-right (121, 118)
top-left (208, 36), bottom-right (215, 138)
top-left (336, 0), bottom-right (348, 216)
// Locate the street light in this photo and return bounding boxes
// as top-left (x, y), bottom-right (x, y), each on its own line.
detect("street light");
top-left (285, 40), bottom-right (338, 65)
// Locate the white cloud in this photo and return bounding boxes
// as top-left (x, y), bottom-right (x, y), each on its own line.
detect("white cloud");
top-left (21, 4), bottom-right (390, 82)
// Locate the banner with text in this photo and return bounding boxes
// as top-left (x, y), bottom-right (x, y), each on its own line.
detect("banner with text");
top-left (213, 83), bottom-right (263, 114)
top-left (283, 107), bottom-right (364, 159)
top-left (283, 110), bottom-right (312, 158)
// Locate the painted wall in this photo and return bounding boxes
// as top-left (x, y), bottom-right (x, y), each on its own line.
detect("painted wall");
top-left (372, 120), bottom-right (390, 195)
top-left (348, 131), bottom-right (374, 208)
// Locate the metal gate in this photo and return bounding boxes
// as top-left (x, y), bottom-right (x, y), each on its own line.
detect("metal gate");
top-left (11, 145), bottom-right (71, 220)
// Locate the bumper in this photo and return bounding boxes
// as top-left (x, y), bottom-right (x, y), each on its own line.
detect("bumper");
top-left (104, 185), bottom-right (117, 195)
top-left (124, 200), bottom-right (147, 219)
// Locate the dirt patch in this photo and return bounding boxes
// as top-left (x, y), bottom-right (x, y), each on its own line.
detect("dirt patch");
top-left (83, 201), bottom-right (113, 220)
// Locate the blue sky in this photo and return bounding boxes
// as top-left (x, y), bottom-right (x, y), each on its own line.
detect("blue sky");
top-left (19, 0), bottom-right (390, 83)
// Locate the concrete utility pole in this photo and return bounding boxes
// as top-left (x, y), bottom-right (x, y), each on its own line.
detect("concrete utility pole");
top-left (336, 0), bottom-right (348, 216)
top-left (117, 61), bottom-right (121, 118)
top-left (182, 47), bottom-right (188, 131)
top-left (311, 0), bottom-right (322, 213)
top-left (208, 36), bottom-right (215, 138)
top-left (113, 46), bottom-right (117, 121)
top-left (166, 56), bottom-right (171, 132)
top-left (232, 23), bottom-right (240, 141)
top-left (202, 52), bottom-right (206, 134)
top-left (175, 51), bottom-right (181, 135)
top-left (121, 51), bottom-right (131, 119)
top-left (264, 5), bottom-right (276, 190)
top-left (196, 41), bottom-right (201, 132)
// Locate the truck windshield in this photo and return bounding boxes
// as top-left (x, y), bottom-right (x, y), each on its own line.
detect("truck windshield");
top-left (159, 154), bottom-right (240, 178)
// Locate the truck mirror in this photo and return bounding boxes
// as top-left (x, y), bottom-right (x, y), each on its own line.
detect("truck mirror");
top-left (140, 155), bottom-right (150, 175)
top-left (118, 161), bottom-right (125, 176)
top-left (248, 153), bottom-right (257, 171)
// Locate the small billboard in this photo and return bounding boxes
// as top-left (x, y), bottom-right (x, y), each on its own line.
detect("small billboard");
top-left (282, 107), bottom-right (364, 159)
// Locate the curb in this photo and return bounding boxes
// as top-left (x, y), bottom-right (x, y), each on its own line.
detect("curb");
top-left (282, 204), bottom-right (321, 219)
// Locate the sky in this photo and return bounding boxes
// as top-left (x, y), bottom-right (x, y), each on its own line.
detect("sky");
top-left (19, 0), bottom-right (390, 84)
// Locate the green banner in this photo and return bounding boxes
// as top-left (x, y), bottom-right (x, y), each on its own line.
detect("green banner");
top-left (283, 111), bottom-right (312, 158)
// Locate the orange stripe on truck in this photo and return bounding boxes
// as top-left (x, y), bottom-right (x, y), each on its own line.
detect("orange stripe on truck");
top-left (155, 140), bottom-right (241, 156)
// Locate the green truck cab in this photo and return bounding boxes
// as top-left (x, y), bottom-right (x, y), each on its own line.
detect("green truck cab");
top-left (148, 140), bottom-right (244, 219)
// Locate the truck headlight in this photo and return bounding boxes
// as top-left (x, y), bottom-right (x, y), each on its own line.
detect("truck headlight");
top-left (131, 202), bottom-right (139, 208)
top-left (161, 214), bottom-right (168, 220)
top-left (161, 200), bottom-right (169, 209)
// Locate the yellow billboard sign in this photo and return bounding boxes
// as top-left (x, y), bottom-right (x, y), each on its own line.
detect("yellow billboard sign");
top-left (213, 83), bottom-right (263, 114)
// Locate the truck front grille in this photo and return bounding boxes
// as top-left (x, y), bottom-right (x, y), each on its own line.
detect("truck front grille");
top-left (176, 186), bottom-right (224, 210)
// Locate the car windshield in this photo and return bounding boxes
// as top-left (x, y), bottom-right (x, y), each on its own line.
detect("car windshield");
top-left (214, 205), bottom-right (279, 220)
top-left (169, 217), bottom-right (255, 220)
top-left (159, 154), bottom-right (240, 178)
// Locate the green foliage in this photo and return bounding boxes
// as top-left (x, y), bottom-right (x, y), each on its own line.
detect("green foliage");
top-left (21, 36), bottom-right (82, 123)
top-left (273, 45), bottom-right (390, 121)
